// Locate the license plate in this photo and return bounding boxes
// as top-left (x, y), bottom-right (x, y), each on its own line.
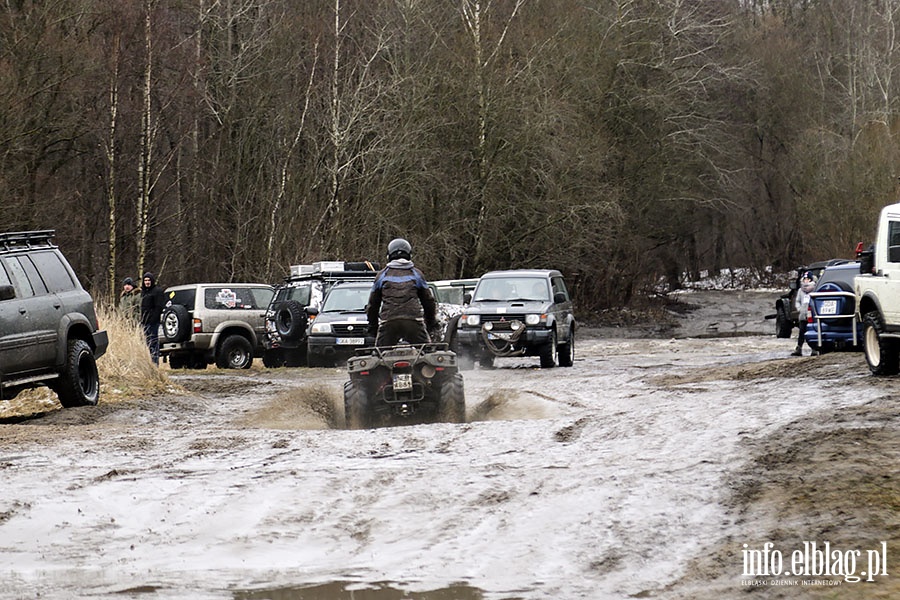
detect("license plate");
top-left (820, 300), bottom-right (838, 315)
top-left (393, 373), bottom-right (412, 391)
top-left (488, 332), bottom-right (512, 340)
top-left (336, 337), bottom-right (366, 345)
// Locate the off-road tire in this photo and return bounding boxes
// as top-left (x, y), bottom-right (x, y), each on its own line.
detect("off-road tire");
top-left (344, 380), bottom-right (371, 429)
top-left (444, 315), bottom-right (461, 350)
top-left (437, 373), bottom-right (466, 423)
top-left (284, 347), bottom-right (307, 368)
top-left (775, 304), bottom-right (793, 339)
top-left (161, 305), bottom-right (191, 342)
top-left (54, 339), bottom-right (100, 408)
top-left (275, 300), bottom-right (307, 341)
top-left (216, 335), bottom-right (253, 369)
top-left (168, 353), bottom-right (189, 369)
top-left (557, 327), bottom-right (574, 367)
top-left (262, 349), bottom-right (285, 368)
top-left (863, 311), bottom-right (900, 375)
top-left (539, 328), bottom-right (558, 368)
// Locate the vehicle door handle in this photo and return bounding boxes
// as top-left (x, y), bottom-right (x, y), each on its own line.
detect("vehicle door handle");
top-left (54, 302), bottom-right (61, 309)
top-left (19, 307), bottom-right (26, 314)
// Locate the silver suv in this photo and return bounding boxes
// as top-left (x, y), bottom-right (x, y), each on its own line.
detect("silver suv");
top-left (0, 230), bottom-right (108, 407)
top-left (159, 283), bottom-right (274, 369)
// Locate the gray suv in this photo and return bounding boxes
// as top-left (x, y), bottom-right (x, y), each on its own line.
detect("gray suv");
top-left (0, 230), bottom-right (108, 407)
top-left (159, 283), bottom-right (274, 369)
top-left (455, 269), bottom-right (576, 369)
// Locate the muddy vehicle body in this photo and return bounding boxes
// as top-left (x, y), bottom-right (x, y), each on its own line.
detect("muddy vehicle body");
top-left (343, 343), bottom-right (465, 429)
top-left (264, 261), bottom-right (378, 367)
top-left (0, 230), bottom-right (108, 407)
top-left (456, 269), bottom-right (575, 369)
top-left (159, 283), bottom-right (274, 369)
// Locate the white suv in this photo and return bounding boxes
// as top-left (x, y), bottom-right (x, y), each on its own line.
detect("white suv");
top-left (159, 283), bottom-right (274, 369)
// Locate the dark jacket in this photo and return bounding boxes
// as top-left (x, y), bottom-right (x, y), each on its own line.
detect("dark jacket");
top-left (366, 259), bottom-right (437, 328)
top-left (140, 273), bottom-right (166, 327)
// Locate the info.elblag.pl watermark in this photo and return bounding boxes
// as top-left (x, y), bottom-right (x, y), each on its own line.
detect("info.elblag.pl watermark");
top-left (741, 542), bottom-right (889, 586)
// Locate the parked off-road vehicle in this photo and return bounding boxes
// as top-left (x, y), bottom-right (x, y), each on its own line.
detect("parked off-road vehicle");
top-left (344, 342), bottom-right (465, 429)
top-left (429, 278), bottom-right (479, 350)
top-left (263, 261), bottom-right (378, 367)
top-left (771, 259), bottom-right (850, 338)
top-left (159, 283), bottom-right (274, 369)
top-left (455, 269), bottom-right (576, 369)
top-left (0, 230), bottom-right (108, 407)
top-left (306, 280), bottom-right (376, 367)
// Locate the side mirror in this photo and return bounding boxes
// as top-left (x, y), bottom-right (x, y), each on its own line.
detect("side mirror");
top-left (554, 291), bottom-right (567, 304)
top-left (306, 306), bottom-right (319, 316)
top-left (0, 284), bottom-right (15, 301)
top-left (463, 292), bottom-right (472, 304)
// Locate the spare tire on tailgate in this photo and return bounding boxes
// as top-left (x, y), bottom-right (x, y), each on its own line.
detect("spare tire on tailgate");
top-left (276, 300), bottom-right (307, 340)
top-left (161, 305), bottom-right (191, 342)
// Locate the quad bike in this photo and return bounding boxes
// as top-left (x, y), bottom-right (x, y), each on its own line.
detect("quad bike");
top-left (343, 342), bottom-right (466, 429)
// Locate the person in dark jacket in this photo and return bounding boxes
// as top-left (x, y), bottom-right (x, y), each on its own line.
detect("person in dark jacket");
top-left (366, 238), bottom-right (438, 346)
top-left (140, 272), bottom-right (166, 365)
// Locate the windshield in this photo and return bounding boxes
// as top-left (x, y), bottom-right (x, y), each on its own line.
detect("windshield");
top-left (473, 277), bottom-right (548, 302)
top-left (322, 286), bottom-right (370, 312)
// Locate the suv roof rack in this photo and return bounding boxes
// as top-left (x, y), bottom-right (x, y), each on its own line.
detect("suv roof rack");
top-left (0, 230), bottom-right (56, 253)
top-left (285, 260), bottom-right (380, 282)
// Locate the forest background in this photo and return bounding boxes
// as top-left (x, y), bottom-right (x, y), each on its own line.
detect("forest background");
top-left (1, 0), bottom-right (898, 311)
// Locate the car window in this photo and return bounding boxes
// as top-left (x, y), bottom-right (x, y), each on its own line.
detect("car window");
top-left (2, 257), bottom-right (36, 297)
top-left (435, 286), bottom-right (464, 305)
top-left (166, 289), bottom-right (196, 310)
top-left (205, 287), bottom-right (264, 310)
top-left (247, 287), bottom-right (274, 308)
top-left (29, 251), bottom-right (76, 293)
top-left (474, 277), bottom-right (547, 301)
top-left (322, 286), bottom-right (370, 312)
top-left (551, 277), bottom-right (569, 301)
top-left (285, 283), bottom-right (311, 305)
top-left (889, 221), bottom-right (900, 263)
top-left (817, 267), bottom-right (857, 290)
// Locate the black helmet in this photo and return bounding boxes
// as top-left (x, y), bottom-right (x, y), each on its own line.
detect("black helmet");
top-left (387, 238), bottom-right (412, 261)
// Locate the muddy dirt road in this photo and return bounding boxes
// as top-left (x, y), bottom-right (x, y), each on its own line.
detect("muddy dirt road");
top-left (0, 290), bottom-right (897, 599)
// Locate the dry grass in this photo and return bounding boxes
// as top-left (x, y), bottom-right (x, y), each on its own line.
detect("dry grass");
top-left (95, 303), bottom-right (172, 401)
top-left (0, 305), bottom-right (174, 418)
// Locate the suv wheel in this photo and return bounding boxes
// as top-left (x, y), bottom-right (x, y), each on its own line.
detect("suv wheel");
top-left (863, 311), bottom-right (900, 375)
top-left (263, 349), bottom-right (285, 368)
top-left (161, 305), bottom-right (191, 342)
top-left (775, 304), bottom-right (792, 338)
top-left (557, 327), bottom-right (574, 367)
top-left (539, 328), bottom-right (558, 368)
top-left (54, 339), bottom-right (100, 407)
top-left (276, 300), bottom-right (307, 341)
top-left (216, 335), bottom-right (253, 369)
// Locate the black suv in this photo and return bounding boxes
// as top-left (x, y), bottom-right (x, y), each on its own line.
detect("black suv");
top-left (0, 230), bottom-right (108, 407)
top-left (264, 261), bottom-right (378, 367)
top-left (455, 269), bottom-right (576, 368)
top-left (306, 281), bottom-right (375, 367)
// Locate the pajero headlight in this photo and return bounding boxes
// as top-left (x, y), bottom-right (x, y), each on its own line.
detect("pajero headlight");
top-left (525, 314), bottom-right (542, 325)
top-left (310, 322), bottom-right (332, 334)
top-left (465, 314), bottom-right (480, 327)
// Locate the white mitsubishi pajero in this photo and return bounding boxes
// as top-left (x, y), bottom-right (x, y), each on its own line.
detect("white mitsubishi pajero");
top-left (855, 201), bottom-right (900, 375)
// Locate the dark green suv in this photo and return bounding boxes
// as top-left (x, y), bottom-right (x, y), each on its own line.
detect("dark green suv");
top-left (0, 230), bottom-right (108, 407)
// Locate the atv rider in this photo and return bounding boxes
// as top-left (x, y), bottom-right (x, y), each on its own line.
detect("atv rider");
top-left (366, 238), bottom-right (438, 346)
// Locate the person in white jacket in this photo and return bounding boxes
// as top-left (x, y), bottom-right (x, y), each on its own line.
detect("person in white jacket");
top-left (791, 271), bottom-right (817, 356)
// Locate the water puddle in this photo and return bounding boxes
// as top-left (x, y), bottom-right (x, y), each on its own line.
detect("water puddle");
top-left (233, 580), bottom-right (495, 599)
